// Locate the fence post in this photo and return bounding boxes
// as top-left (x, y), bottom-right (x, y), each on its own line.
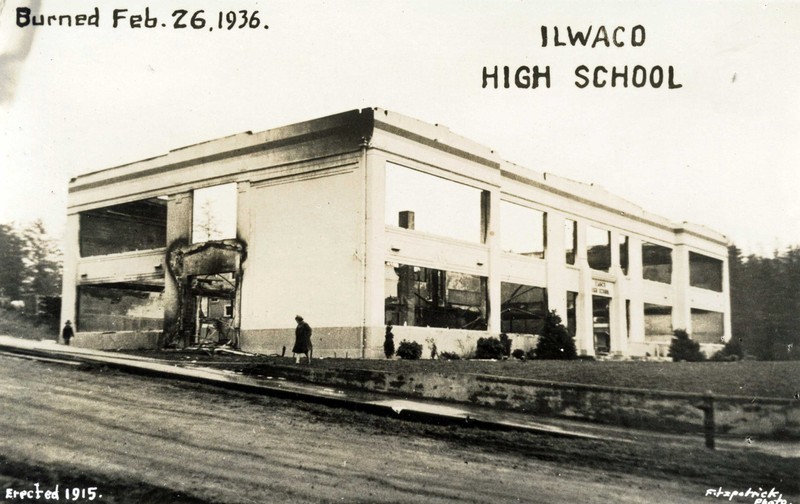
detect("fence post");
top-left (700, 391), bottom-right (715, 450)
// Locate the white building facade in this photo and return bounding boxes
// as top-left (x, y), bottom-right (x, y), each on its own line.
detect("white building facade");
top-left (62, 108), bottom-right (731, 358)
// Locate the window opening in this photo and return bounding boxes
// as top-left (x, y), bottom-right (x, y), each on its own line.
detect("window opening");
top-left (77, 284), bottom-right (164, 332)
top-left (566, 291), bottom-right (578, 336)
top-left (691, 308), bottom-right (724, 343)
top-left (500, 201), bottom-right (546, 258)
top-left (587, 226), bottom-right (611, 272)
top-left (385, 163), bottom-right (485, 243)
top-left (192, 183), bottom-right (237, 243)
top-left (689, 252), bottom-right (723, 292)
top-left (565, 219), bottom-right (577, 265)
top-left (500, 282), bottom-right (547, 335)
top-left (619, 235), bottom-right (629, 275)
top-left (385, 262), bottom-right (488, 330)
top-left (644, 303), bottom-right (673, 338)
top-left (625, 299), bottom-right (631, 339)
top-left (79, 198), bottom-right (167, 256)
top-left (642, 242), bottom-right (672, 284)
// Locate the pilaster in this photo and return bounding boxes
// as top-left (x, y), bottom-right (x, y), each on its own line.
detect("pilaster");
top-left (486, 188), bottom-right (502, 335)
top-left (164, 192), bottom-right (193, 335)
top-left (59, 213), bottom-right (80, 338)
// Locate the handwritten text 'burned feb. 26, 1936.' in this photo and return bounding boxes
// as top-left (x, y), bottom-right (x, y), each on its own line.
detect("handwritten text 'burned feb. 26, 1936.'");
top-left (15, 7), bottom-right (268, 31)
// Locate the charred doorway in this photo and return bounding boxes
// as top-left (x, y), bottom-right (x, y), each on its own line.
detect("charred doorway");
top-left (166, 239), bottom-right (246, 348)
top-left (592, 296), bottom-right (611, 355)
top-left (190, 273), bottom-right (236, 345)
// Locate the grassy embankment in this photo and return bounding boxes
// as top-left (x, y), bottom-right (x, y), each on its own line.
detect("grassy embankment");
top-left (0, 307), bottom-right (56, 341)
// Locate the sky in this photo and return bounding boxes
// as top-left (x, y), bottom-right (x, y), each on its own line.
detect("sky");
top-left (1, 0), bottom-right (799, 257)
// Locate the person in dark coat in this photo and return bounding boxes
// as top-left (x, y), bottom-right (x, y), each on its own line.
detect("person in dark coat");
top-left (383, 325), bottom-right (395, 359)
top-left (61, 320), bottom-right (74, 345)
top-left (292, 315), bottom-right (313, 364)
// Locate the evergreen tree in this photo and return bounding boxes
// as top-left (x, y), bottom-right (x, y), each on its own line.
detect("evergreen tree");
top-left (21, 220), bottom-right (62, 296)
top-left (668, 329), bottom-right (705, 362)
top-left (534, 310), bottom-right (577, 360)
top-left (0, 223), bottom-right (26, 299)
top-left (728, 244), bottom-right (800, 360)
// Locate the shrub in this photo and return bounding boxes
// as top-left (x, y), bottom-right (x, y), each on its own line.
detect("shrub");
top-left (534, 310), bottom-right (577, 360)
top-left (499, 333), bottom-right (512, 358)
top-left (425, 337), bottom-right (438, 360)
top-left (511, 349), bottom-right (526, 360)
top-left (475, 336), bottom-right (505, 359)
top-left (710, 337), bottom-right (743, 362)
top-left (396, 340), bottom-right (423, 360)
top-left (668, 329), bottom-right (705, 362)
top-left (439, 351), bottom-right (460, 360)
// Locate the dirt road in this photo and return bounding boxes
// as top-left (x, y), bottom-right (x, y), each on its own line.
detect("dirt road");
top-left (0, 355), bottom-right (792, 503)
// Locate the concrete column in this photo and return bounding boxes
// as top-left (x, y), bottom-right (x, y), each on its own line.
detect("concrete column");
top-left (575, 221), bottom-right (595, 356)
top-left (59, 213), bottom-right (80, 338)
top-left (486, 188), bottom-right (502, 335)
top-left (627, 236), bottom-right (645, 352)
top-left (609, 284), bottom-right (627, 355)
top-left (236, 182), bottom-right (251, 244)
top-left (609, 230), bottom-right (621, 271)
top-left (608, 230), bottom-right (626, 355)
top-left (363, 151), bottom-right (388, 356)
top-left (163, 192), bottom-right (193, 335)
top-left (233, 181), bottom-right (251, 347)
top-left (721, 255), bottom-right (732, 343)
top-left (545, 211), bottom-right (567, 320)
top-left (672, 244), bottom-right (691, 335)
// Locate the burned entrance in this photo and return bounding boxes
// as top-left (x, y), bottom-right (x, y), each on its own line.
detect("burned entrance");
top-left (191, 273), bottom-right (235, 345)
top-left (591, 280), bottom-right (612, 354)
top-left (166, 240), bottom-right (245, 348)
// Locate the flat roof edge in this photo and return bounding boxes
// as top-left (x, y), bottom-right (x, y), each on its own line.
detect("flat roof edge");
top-left (69, 108), bottom-right (375, 188)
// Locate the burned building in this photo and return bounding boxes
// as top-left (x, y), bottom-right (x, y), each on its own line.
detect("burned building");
top-left (61, 108), bottom-right (731, 358)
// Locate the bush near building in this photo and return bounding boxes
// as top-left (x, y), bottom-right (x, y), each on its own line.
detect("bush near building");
top-left (475, 336), bottom-right (505, 359)
top-left (668, 329), bottom-right (706, 362)
top-left (396, 340), bottom-right (423, 360)
top-left (499, 333), bottom-right (512, 358)
top-left (532, 310), bottom-right (577, 360)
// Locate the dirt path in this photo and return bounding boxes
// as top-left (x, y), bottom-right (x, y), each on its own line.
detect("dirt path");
top-left (0, 356), bottom-right (791, 503)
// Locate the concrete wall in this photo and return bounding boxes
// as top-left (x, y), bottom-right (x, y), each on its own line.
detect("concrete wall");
top-left (255, 364), bottom-right (800, 439)
top-left (77, 249), bottom-right (165, 285)
top-left (239, 158), bottom-right (366, 356)
top-left (71, 330), bottom-right (163, 350)
top-left (77, 286), bottom-right (163, 332)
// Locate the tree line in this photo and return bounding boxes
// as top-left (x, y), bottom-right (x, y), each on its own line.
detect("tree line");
top-left (728, 245), bottom-right (800, 360)
top-left (0, 220), bottom-right (62, 303)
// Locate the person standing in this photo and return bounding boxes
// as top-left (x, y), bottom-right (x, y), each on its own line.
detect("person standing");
top-left (383, 325), bottom-right (395, 358)
top-left (292, 315), bottom-right (313, 364)
top-left (61, 320), bottom-right (74, 345)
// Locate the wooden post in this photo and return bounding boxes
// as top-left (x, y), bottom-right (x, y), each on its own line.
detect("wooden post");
top-left (700, 392), bottom-right (715, 450)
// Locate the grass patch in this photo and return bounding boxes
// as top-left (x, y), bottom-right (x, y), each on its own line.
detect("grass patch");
top-left (303, 358), bottom-right (800, 399)
top-left (0, 307), bottom-right (56, 341)
top-left (121, 349), bottom-right (800, 400)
